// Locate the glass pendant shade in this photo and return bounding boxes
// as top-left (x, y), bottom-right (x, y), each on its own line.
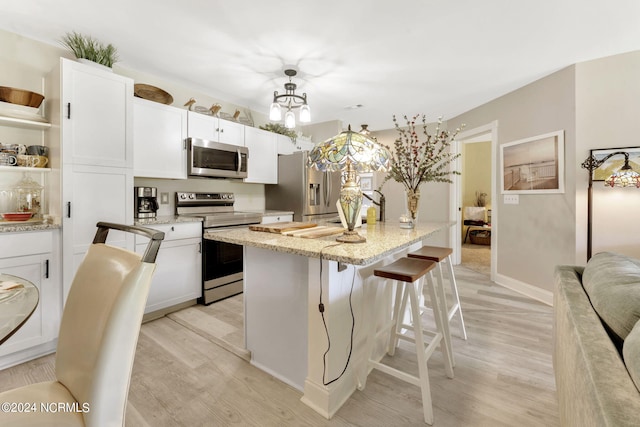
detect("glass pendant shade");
top-left (284, 110), bottom-right (296, 129)
top-left (299, 104), bottom-right (311, 123)
top-left (269, 102), bottom-right (282, 121)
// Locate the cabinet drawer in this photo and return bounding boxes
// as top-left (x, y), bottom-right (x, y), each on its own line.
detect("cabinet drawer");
top-left (136, 222), bottom-right (202, 244)
top-left (0, 231), bottom-right (53, 258)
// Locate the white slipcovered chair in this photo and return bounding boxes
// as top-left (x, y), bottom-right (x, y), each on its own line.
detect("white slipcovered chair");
top-left (0, 222), bottom-right (164, 427)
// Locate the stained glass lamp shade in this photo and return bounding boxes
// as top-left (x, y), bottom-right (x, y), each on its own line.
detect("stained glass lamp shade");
top-left (307, 126), bottom-right (391, 243)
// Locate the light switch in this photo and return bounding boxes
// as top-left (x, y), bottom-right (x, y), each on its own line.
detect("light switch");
top-left (504, 194), bottom-right (519, 205)
top-left (160, 192), bottom-right (169, 204)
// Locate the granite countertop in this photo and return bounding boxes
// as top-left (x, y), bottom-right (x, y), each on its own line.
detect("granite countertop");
top-left (0, 221), bottom-right (60, 233)
top-left (204, 221), bottom-right (453, 265)
top-left (134, 215), bottom-right (203, 226)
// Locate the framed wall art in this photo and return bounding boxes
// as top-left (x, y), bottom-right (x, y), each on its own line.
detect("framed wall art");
top-left (501, 130), bottom-right (565, 194)
top-left (589, 146), bottom-right (640, 181)
top-left (360, 174), bottom-right (373, 191)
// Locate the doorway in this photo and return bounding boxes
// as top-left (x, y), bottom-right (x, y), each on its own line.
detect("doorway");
top-left (450, 122), bottom-right (498, 280)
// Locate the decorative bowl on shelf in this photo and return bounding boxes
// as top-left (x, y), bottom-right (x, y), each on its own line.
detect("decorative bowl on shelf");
top-left (0, 87), bottom-right (44, 108)
top-left (1, 212), bottom-right (34, 221)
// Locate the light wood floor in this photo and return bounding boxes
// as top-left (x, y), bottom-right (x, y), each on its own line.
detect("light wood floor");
top-left (0, 266), bottom-right (558, 426)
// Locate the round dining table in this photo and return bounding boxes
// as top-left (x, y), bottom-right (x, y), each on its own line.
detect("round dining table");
top-left (0, 273), bottom-right (39, 345)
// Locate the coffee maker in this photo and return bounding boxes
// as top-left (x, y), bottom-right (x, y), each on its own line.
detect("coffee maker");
top-left (134, 187), bottom-right (159, 218)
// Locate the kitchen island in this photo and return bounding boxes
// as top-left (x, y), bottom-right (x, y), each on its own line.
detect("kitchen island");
top-left (204, 221), bottom-right (452, 419)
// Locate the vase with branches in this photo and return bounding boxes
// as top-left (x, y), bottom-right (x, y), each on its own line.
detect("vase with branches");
top-left (380, 114), bottom-right (463, 226)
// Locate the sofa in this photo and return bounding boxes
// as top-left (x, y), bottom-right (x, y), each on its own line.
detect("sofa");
top-left (554, 252), bottom-right (640, 426)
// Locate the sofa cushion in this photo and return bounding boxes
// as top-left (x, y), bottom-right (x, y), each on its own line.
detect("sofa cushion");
top-left (582, 252), bottom-right (640, 344)
top-left (623, 320), bottom-right (640, 393)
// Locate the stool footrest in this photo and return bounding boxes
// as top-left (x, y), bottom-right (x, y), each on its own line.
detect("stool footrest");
top-left (369, 360), bottom-right (422, 387)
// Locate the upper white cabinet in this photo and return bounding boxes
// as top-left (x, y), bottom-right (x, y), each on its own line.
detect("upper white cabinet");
top-left (244, 126), bottom-right (278, 184)
top-left (60, 58), bottom-right (133, 168)
top-left (276, 134), bottom-right (315, 155)
top-left (133, 98), bottom-right (187, 179)
top-left (217, 117), bottom-right (244, 146)
top-left (187, 112), bottom-right (244, 147)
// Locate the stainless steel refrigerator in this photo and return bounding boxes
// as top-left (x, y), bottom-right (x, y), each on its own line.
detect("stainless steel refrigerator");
top-left (265, 151), bottom-right (342, 222)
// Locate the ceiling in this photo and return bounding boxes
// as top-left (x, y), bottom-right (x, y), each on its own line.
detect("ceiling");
top-left (2, 0), bottom-right (640, 131)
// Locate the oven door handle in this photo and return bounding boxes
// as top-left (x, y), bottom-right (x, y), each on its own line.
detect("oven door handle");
top-left (237, 149), bottom-right (242, 174)
top-left (205, 224), bottom-right (255, 232)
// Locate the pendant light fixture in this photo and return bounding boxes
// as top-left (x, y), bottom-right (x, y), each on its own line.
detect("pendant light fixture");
top-left (269, 69), bottom-right (310, 129)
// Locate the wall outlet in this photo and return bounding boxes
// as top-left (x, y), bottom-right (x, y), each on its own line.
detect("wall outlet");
top-left (504, 194), bottom-right (519, 205)
top-left (160, 192), bottom-right (169, 204)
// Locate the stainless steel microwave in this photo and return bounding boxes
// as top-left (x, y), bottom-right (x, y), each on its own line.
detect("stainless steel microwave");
top-left (187, 137), bottom-right (248, 179)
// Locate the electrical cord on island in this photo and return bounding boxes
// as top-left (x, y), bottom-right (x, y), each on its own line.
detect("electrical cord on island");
top-left (318, 243), bottom-right (356, 386)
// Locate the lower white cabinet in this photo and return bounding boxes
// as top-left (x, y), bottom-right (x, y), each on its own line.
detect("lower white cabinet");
top-left (0, 230), bottom-right (61, 368)
top-left (135, 222), bottom-right (202, 315)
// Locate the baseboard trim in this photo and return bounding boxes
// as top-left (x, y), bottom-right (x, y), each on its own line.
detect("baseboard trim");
top-left (494, 273), bottom-right (553, 306)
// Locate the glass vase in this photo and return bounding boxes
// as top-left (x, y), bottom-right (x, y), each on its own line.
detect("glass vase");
top-left (401, 188), bottom-right (420, 229)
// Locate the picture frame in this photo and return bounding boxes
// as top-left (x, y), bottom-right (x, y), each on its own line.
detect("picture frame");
top-left (590, 146), bottom-right (640, 181)
top-left (501, 130), bottom-right (564, 194)
top-left (360, 175), bottom-right (373, 191)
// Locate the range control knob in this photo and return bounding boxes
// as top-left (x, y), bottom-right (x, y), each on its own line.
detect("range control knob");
top-left (188, 193), bottom-right (195, 199)
top-left (179, 193), bottom-right (187, 199)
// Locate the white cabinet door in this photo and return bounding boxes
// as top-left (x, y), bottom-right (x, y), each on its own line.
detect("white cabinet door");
top-left (276, 134), bottom-right (296, 155)
top-left (133, 98), bottom-right (187, 179)
top-left (296, 139), bottom-right (315, 152)
top-left (217, 118), bottom-right (245, 147)
top-left (0, 231), bottom-right (60, 359)
top-left (187, 111), bottom-right (217, 140)
top-left (60, 58), bottom-right (133, 168)
top-left (187, 113), bottom-right (245, 147)
top-left (135, 222), bottom-right (202, 314)
top-left (62, 164), bottom-right (133, 301)
top-left (244, 126), bottom-right (278, 184)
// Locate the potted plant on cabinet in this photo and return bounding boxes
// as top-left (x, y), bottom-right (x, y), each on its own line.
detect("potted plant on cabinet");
top-left (60, 31), bottom-right (119, 70)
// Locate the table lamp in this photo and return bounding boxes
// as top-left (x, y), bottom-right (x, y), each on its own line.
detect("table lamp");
top-left (308, 126), bottom-right (391, 243)
top-left (581, 150), bottom-right (640, 259)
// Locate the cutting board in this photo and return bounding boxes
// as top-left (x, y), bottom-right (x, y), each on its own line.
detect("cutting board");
top-left (284, 226), bottom-right (345, 239)
top-left (249, 222), bottom-right (317, 234)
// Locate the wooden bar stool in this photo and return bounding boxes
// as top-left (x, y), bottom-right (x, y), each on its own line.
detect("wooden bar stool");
top-left (360, 257), bottom-right (454, 425)
top-left (408, 245), bottom-right (467, 341)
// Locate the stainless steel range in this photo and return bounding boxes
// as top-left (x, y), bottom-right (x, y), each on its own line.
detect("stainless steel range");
top-left (176, 192), bottom-right (262, 305)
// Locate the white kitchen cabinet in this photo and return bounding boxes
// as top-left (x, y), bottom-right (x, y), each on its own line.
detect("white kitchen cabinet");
top-left (244, 126), bottom-right (278, 184)
top-left (50, 58), bottom-right (134, 302)
top-left (276, 134), bottom-right (296, 155)
top-left (261, 213), bottom-right (293, 224)
top-left (61, 164), bottom-right (133, 300)
top-left (187, 111), bottom-right (244, 147)
top-left (276, 134), bottom-right (315, 154)
top-left (135, 222), bottom-right (202, 316)
top-left (133, 98), bottom-right (187, 179)
top-left (60, 58), bottom-right (133, 168)
top-left (0, 230), bottom-right (61, 368)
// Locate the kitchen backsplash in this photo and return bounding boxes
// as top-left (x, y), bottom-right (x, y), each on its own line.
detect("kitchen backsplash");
top-left (134, 177), bottom-right (266, 216)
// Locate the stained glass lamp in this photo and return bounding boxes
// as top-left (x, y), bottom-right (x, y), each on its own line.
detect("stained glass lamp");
top-left (307, 126), bottom-right (391, 243)
top-left (581, 150), bottom-right (640, 259)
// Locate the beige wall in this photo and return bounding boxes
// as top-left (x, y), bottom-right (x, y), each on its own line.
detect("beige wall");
top-left (450, 67), bottom-right (578, 292)
top-left (575, 51), bottom-right (640, 261)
